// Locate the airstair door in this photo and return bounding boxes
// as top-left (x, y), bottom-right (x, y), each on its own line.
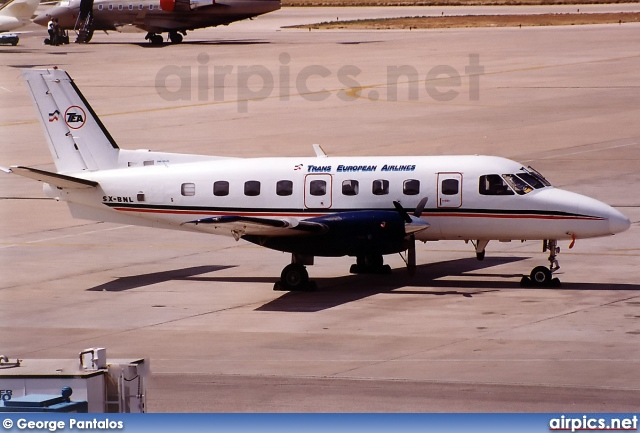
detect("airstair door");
top-left (79, 0), bottom-right (93, 20)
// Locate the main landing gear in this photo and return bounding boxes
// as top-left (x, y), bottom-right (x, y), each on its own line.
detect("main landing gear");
top-left (521, 239), bottom-right (562, 287)
top-left (145, 31), bottom-right (186, 45)
top-left (273, 253), bottom-right (393, 291)
top-left (350, 254), bottom-right (392, 275)
top-left (145, 32), bottom-right (164, 44)
top-left (274, 255), bottom-right (317, 292)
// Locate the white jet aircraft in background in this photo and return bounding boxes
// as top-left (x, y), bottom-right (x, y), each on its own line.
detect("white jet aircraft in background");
top-left (3, 68), bottom-right (631, 291)
top-left (0, 0), bottom-right (39, 45)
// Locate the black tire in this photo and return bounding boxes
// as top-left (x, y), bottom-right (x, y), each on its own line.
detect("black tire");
top-left (476, 250), bottom-right (485, 261)
top-left (169, 32), bottom-right (183, 44)
top-left (520, 276), bottom-right (533, 287)
top-left (150, 35), bottom-right (164, 45)
top-left (530, 266), bottom-right (552, 286)
top-left (280, 264), bottom-right (309, 291)
top-left (365, 254), bottom-right (384, 269)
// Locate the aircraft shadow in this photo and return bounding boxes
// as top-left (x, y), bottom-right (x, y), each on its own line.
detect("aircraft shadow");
top-left (87, 265), bottom-right (234, 291)
top-left (257, 256), bottom-right (524, 312)
top-left (88, 39), bottom-right (270, 48)
top-left (84, 258), bottom-right (640, 312)
top-left (257, 257), bottom-right (640, 312)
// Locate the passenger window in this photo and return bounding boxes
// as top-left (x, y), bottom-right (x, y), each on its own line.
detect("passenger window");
top-left (149, 4), bottom-right (153, 9)
top-left (309, 180), bottom-right (327, 196)
top-left (181, 183), bottom-right (195, 196)
top-left (244, 181), bottom-right (261, 196)
top-left (342, 180), bottom-right (359, 196)
top-left (98, 4), bottom-right (103, 9)
top-left (213, 181), bottom-right (229, 197)
top-left (108, 4), bottom-right (113, 9)
top-left (118, 4), bottom-right (123, 9)
top-left (403, 179), bottom-right (420, 195)
top-left (372, 179), bottom-right (389, 195)
top-left (139, 4), bottom-right (143, 8)
top-left (479, 174), bottom-right (514, 195)
top-left (276, 180), bottom-right (293, 196)
top-left (441, 179), bottom-right (459, 195)
top-left (128, 4), bottom-right (133, 9)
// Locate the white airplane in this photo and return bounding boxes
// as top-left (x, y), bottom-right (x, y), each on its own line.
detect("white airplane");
top-left (3, 68), bottom-right (631, 291)
top-left (0, 0), bottom-right (39, 45)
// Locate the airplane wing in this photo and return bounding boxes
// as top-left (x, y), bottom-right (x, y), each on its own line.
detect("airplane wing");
top-left (182, 215), bottom-right (328, 239)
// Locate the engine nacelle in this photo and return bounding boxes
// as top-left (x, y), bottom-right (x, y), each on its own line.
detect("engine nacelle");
top-left (244, 211), bottom-right (409, 257)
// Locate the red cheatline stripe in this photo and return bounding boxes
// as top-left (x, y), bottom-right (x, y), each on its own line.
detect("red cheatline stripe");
top-left (433, 212), bottom-right (603, 221)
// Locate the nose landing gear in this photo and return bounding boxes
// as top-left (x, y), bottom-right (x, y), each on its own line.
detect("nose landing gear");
top-left (521, 239), bottom-right (562, 287)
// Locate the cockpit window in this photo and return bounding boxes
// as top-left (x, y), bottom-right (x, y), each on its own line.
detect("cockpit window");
top-left (524, 166), bottom-right (551, 187)
top-left (502, 174), bottom-right (533, 195)
top-left (479, 175), bottom-right (514, 196)
top-left (517, 172), bottom-right (545, 189)
top-left (481, 167), bottom-right (552, 197)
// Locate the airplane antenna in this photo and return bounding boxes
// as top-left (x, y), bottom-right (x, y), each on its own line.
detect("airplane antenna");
top-left (312, 144), bottom-right (327, 158)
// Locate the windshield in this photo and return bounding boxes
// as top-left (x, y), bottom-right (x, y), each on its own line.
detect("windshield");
top-left (523, 166), bottom-right (552, 187)
top-left (479, 166), bottom-right (552, 196)
top-left (502, 174), bottom-right (533, 195)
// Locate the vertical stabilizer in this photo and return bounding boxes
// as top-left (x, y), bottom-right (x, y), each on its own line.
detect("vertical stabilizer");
top-left (0, 0), bottom-right (39, 21)
top-left (22, 68), bottom-right (120, 173)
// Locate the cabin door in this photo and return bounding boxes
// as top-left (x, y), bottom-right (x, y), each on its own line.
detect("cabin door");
top-left (79, 0), bottom-right (94, 20)
top-left (437, 172), bottom-right (462, 208)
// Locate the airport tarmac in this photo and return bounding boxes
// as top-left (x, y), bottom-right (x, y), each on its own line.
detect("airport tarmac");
top-left (1, 7), bottom-right (639, 412)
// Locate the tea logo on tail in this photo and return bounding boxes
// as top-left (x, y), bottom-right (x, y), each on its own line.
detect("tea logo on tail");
top-left (64, 106), bottom-right (86, 129)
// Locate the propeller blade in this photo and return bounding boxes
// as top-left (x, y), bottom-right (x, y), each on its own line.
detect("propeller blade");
top-left (414, 197), bottom-right (428, 217)
top-left (393, 200), bottom-right (412, 224)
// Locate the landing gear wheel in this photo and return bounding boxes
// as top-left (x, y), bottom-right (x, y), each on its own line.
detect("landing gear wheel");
top-left (530, 266), bottom-right (552, 286)
top-left (277, 264), bottom-right (310, 291)
top-left (83, 29), bottom-right (94, 43)
top-left (146, 33), bottom-right (164, 44)
top-left (350, 254), bottom-right (391, 274)
top-left (476, 250), bottom-right (485, 261)
top-left (168, 31), bottom-right (183, 44)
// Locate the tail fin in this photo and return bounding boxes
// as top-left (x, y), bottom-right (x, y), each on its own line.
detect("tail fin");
top-left (0, 0), bottom-right (39, 20)
top-left (22, 68), bottom-right (120, 173)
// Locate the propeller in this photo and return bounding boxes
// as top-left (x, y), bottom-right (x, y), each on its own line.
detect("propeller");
top-left (393, 198), bottom-right (429, 276)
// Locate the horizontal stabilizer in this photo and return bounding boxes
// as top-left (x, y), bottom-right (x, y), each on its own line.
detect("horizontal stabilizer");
top-left (9, 166), bottom-right (98, 189)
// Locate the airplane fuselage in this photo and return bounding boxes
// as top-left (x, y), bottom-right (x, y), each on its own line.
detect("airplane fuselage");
top-left (48, 153), bottom-right (629, 250)
top-left (34, 0), bottom-right (280, 34)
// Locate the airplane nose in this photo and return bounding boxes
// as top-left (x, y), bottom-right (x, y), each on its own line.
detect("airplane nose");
top-left (609, 209), bottom-right (631, 234)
